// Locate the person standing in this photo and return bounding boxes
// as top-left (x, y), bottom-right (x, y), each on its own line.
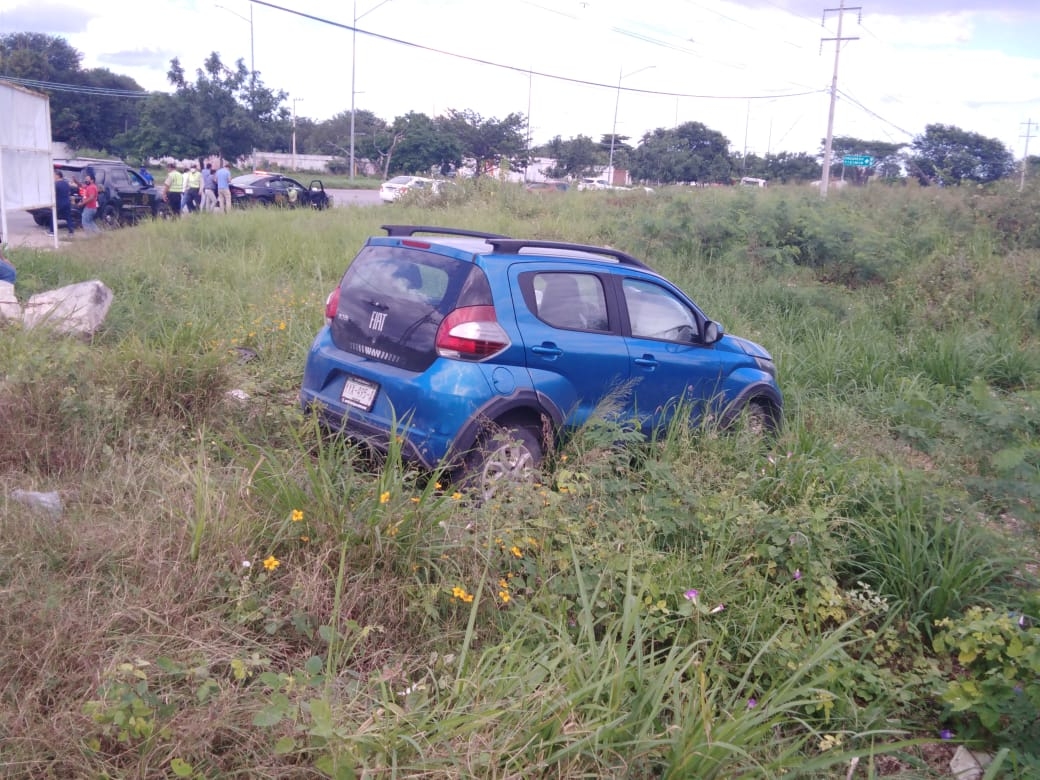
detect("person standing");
top-left (185, 163), bottom-right (202, 213)
top-left (162, 163), bottom-right (184, 216)
top-left (80, 174), bottom-right (102, 234)
top-left (51, 170), bottom-right (75, 236)
top-left (201, 163), bottom-right (217, 212)
top-left (216, 161), bottom-right (233, 214)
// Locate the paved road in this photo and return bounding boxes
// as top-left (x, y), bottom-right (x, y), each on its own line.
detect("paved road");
top-left (1, 188), bottom-right (382, 250)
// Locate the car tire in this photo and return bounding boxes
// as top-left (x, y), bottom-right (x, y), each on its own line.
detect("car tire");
top-left (154, 201), bottom-right (173, 220)
top-left (100, 203), bottom-right (121, 229)
top-left (33, 214), bottom-right (51, 227)
top-left (742, 400), bottom-right (780, 436)
top-left (462, 425), bottom-right (543, 500)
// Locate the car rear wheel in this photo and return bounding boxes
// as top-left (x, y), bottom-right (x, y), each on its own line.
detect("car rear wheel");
top-left (100, 203), bottom-right (121, 229)
top-left (462, 425), bottom-right (543, 500)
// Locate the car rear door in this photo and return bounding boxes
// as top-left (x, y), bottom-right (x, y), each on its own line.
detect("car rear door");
top-left (106, 167), bottom-right (140, 221)
top-left (508, 265), bottom-right (630, 429)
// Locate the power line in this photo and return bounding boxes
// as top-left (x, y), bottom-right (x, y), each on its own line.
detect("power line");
top-left (0, 74), bottom-right (152, 98)
top-left (250, 0), bottom-right (823, 103)
top-left (836, 88), bottom-right (914, 138)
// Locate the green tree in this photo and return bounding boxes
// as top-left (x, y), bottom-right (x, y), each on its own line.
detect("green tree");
top-left (303, 109), bottom-right (389, 172)
top-left (828, 136), bottom-right (905, 184)
top-left (630, 121), bottom-right (733, 184)
top-left (439, 109), bottom-right (528, 177)
top-left (762, 151), bottom-right (822, 184)
top-left (0, 33), bottom-right (146, 150)
top-left (116, 53), bottom-right (286, 163)
top-left (537, 134), bottom-right (601, 179)
top-left (382, 111), bottom-right (461, 177)
top-left (906, 124), bottom-right (1015, 186)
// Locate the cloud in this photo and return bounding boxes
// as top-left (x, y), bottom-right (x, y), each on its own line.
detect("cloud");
top-left (0, 3), bottom-right (93, 34)
top-left (97, 49), bottom-right (176, 69)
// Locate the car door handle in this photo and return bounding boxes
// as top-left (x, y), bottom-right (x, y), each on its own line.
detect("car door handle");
top-left (532, 343), bottom-right (564, 358)
top-left (634, 355), bottom-right (659, 369)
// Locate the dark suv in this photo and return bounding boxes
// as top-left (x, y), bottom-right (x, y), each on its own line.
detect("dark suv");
top-left (29, 158), bottom-right (172, 230)
top-left (301, 225), bottom-right (782, 495)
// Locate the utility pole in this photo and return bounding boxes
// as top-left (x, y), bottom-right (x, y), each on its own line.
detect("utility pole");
top-left (1020, 119), bottom-right (1036, 192)
top-left (819, 0), bottom-right (860, 198)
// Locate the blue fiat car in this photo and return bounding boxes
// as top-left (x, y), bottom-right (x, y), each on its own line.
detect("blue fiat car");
top-left (301, 225), bottom-right (782, 494)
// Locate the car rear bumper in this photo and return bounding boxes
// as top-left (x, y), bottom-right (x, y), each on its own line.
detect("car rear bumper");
top-left (300, 329), bottom-right (502, 469)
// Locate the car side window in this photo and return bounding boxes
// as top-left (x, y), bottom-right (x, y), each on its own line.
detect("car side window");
top-left (534, 272), bottom-right (609, 331)
top-left (623, 278), bottom-right (699, 342)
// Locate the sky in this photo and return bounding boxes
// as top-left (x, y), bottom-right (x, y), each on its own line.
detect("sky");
top-left (1, 0), bottom-right (1039, 160)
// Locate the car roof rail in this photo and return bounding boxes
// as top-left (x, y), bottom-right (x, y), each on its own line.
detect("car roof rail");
top-left (56, 157), bottom-right (123, 164)
top-left (381, 225), bottom-right (510, 239)
top-left (485, 239), bottom-right (652, 270)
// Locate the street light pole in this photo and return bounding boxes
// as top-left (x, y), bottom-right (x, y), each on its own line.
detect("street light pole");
top-left (215, 2), bottom-right (255, 166)
top-left (350, 0), bottom-right (393, 182)
top-left (292, 97), bottom-right (303, 170)
top-left (608, 65), bottom-right (654, 187)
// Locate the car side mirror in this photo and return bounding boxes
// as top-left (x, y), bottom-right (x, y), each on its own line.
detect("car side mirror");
top-left (703, 321), bottom-right (724, 344)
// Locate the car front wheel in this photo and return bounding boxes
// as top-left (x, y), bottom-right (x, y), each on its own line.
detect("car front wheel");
top-left (462, 425), bottom-right (543, 500)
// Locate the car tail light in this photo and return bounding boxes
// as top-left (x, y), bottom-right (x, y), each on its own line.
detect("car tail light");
top-left (324, 286), bottom-right (340, 324)
top-left (436, 305), bottom-right (509, 360)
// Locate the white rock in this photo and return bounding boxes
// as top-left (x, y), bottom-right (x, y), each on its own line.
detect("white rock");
top-left (23, 279), bottom-right (113, 337)
top-left (11, 489), bottom-right (64, 517)
top-left (0, 280), bottom-right (19, 323)
top-left (949, 745), bottom-right (992, 780)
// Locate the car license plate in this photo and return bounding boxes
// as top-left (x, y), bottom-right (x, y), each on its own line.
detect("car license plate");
top-left (340, 375), bottom-right (378, 411)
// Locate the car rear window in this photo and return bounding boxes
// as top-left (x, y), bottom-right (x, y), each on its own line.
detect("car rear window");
top-left (329, 245), bottom-right (492, 372)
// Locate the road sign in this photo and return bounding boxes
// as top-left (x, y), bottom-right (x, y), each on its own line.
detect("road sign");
top-left (842, 155), bottom-right (874, 167)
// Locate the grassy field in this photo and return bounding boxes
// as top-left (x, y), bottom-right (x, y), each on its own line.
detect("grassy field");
top-left (2, 178), bottom-right (1039, 778)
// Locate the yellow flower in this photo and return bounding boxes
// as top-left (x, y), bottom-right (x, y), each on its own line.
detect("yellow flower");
top-left (299, 535), bottom-right (310, 542)
top-left (291, 509), bottom-right (304, 522)
top-left (410, 497), bottom-right (420, 503)
top-left (510, 545), bottom-right (523, 558)
top-left (263, 555), bottom-right (280, 571)
top-left (499, 578), bottom-right (508, 589)
top-left (451, 586), bottom-right (474, 603)
top-left (499, 590), bottom-right (511, 604)
top-left (278, 321), bottom-right (287, 331)
top-left (380, 491), bottom-right (390, 504)
top-left (451, 492), bottom-right (462, 501)
top-left (434, 482), bottom-right (442, 490)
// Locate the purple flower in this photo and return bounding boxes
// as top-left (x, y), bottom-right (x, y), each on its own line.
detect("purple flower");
top-left (683, 589), bottom-right (699, 602)
top-left (939, 729), bottom-right (954, 740)
top-left (793, 569), bottom-right (802, 581)
top-left (747, 698), bottom-right (757, 709)
top-left (709, 604), bottom-right (725, 614)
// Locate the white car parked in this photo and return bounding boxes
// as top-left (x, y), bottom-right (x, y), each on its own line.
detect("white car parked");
top-left (379, 175), bottom-right (447, 203)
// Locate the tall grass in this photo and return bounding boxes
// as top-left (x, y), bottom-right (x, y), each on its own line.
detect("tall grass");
top-left (1, 183), bottom-right (1039, 776)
